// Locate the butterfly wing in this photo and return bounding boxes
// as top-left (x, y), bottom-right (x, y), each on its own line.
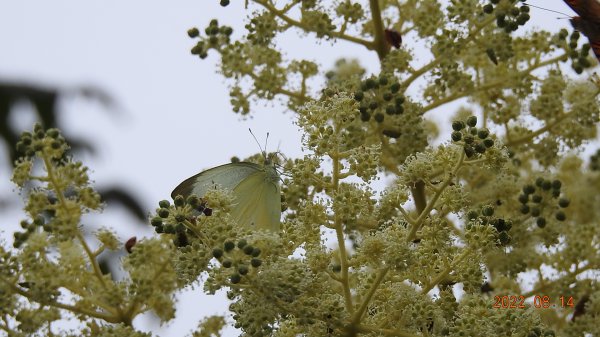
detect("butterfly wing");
top-left (564, 1), bottom-right (600, 62)
top-left (172, 162), bottom-right (281, 231)
top-left (231, 165), bottom-right (281, 231)
top-left (171, 162), bottom-right (262, 199)
top-left (564, 0), bottom-right (583, 16)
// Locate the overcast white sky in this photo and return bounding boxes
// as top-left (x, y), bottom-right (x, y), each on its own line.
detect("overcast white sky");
top-left (0, 1), bottom-right (579, 336)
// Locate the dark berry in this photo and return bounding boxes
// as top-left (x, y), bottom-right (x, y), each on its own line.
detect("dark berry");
top-left (212, 248), bottom-right (224, 259)
top-left (483, 138), bottom-right (494, 148)
top-left (536, 217), bottom-right (546, 228)
top-left (230, 273), bottom-right (242, 284)
top-left (558, 198), bottom-right (570, 208)
top-left (518, 194), bottom-right (528, 204)
top-left (452, 120), bottom-right (465, 131)
top-left (523, 185), bottom-right (536, 195)
top-left (224, 241), bottom-right (235, 251)
top-left (551, 180), bottom-right (562, 190)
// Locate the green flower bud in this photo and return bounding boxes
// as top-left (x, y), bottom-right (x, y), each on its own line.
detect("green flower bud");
top-left (482, 205), bottom-right (494, 216)
top-left (452, 120), bottom-right (465, 131)
top-left (516, 13), bottom-right (530, 25)
top-left (187, 27), bottom-right (200, 38)
top-left (466, 116), bottom-right (477, 127)
top-left (464, 145), bottom-right (475, 158)
top-left (475, 143), bottom-right (487, 154)
top-left (151, 217), bottom-right (163, 227)
top-left (158, 208), bottom-right (170, 218)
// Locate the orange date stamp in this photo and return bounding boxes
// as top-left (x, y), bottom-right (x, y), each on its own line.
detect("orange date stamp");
top-left (493, 295), bottom-right (575, 309)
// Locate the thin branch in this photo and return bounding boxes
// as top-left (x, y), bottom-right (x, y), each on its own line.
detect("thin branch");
top-left (253, 0), bottom-right (372, 48)
top-left (351, 267), bottom-right (389, 325)
top-left (369, 0), bottom-right (388, 60)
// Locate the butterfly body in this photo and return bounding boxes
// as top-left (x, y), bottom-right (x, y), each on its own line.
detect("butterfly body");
top-left (563, 0), bottom-right (600, 61)
top-left (172, 161), bottom-right (281, 231)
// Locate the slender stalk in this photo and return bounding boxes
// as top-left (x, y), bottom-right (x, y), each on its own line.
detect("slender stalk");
top-left (369, 0), bottom-right (388, 60)
top-left (253, 0), bottom-right (372, 48)
top-left (351, 267), bottom-right (389, 325)
top-left (332, 151), bottom-right (354, 313)
top-left (421, 248), bottom-right (471, 294)
top-left (407, 150), bottom-right (465, 242)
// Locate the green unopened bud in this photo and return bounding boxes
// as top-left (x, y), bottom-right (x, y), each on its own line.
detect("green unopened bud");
top-left (187, 27), bottom-right (200, 38)
top-left (466, 116), bottom-right (477, 127)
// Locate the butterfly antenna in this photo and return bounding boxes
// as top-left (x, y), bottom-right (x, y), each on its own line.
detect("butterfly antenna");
top-left (264, 132), bottom-right (270, 156)
top-left (522, 2), bottom-right (571, 17)
top-left (248, 128), bottom-right (265, 153)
